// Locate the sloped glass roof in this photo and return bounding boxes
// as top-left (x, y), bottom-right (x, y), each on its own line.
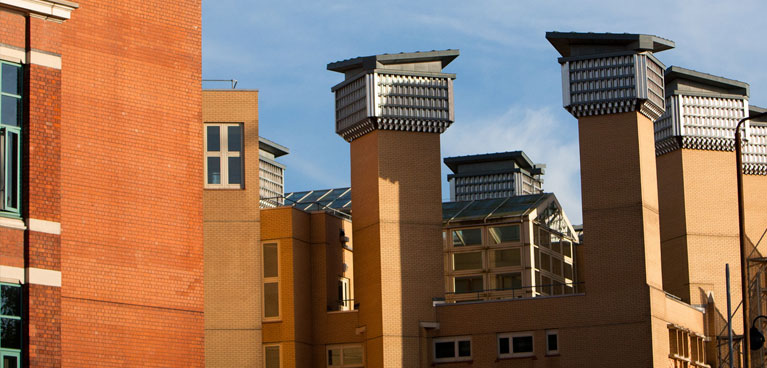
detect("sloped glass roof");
top-left (443, 193), bottom-right (550, 223)
top-left (284, 187), bottom-right (352, 214)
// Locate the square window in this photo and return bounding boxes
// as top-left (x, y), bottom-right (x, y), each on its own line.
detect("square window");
top-left (498, 332), bottom-right (534, 358)
top-left (204, 123), bottom-right (243, 188)
top-left (495, 273), bottom-right (522, 290)
top-left (452, 228), bottom-right (482, 247)
top-left (454, 275), bottom-right (483, 293)
top-left (0, 61), bottom-right (22, 215)
top-left (452, 251), bottom-right (482, 271)
top-left (327, 344), bottom-right (364, 367)
top-left (433, 337), bottom-right (471, 363)
top-left (265, 345), bottom-right (280, 368)
top-left (488, 225), bottom-right (520, 244)
top-left (492, 248), bottom-right (521, 268)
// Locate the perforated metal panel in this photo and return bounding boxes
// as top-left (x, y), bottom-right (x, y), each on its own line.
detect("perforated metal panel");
top-left (561, 53), bottom-right (665, 121)
top-left (333, 71), bottom-right (454, 142)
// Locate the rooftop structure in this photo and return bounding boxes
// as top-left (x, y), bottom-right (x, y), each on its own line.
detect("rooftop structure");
top-left (444, 151), bottom-right (545, 201)
top-left (259, 136), bottom-right (289, 208)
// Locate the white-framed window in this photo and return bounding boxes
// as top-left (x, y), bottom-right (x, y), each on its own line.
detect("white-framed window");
top-left (452, 250), bottom-right (483, 272)
top-left (546, 330), bottom-right (559, 355)
top-left (326, 344), bottom-right (363, 367)
top-left (263, 242), bottom-right (280, 320)
top-left (264, 344), bottom-right (281, 368)
top-left (498, 332), bottom-right (534, 358)
top-left (338, 277), bottom-right (351, 311)
top-left (204, 123), bottom-right (243, 189)
top-left (453, 274), bottom-right (484, 294)
top-left (433, 336), bottom-right (471, 363)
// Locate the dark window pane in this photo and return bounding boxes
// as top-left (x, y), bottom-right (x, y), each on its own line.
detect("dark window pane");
top-left (512, 335), bottom-right (533, 353)
top-left (547, 333), bottom-right (558, 352)
top-left (8, 132), bottom-right (17, 210)
top-left (206, 126), bottom-right (220, 152)
top-left (328, 349), bottom-right (340, 365)
top-left (1, 64), bottom-right (20, 95)
top-left (265, 346), bottom-right (280, 368)
top-left (3, 355), bottom-right (19, 368)
top-left (1, 96), bottom-right (20, 126)
top-left (454, 276), bottom-right (482, 293)
top-left (264, 282), bottom-right (279, 318)
top-left (499, 337), bottom-right (510, 355)
top-left (453, 252), bottom-right (482, 271)
top-left (493, 248), bottom-right (521, 267)
top-left (228, 156), bottom-right (242, 185)
top-left (1, 285), bottom-right (21, 316)
top-left (489, 225), bottom-right (520, 244)
top-left (435, 341), bottom-right (455, 359)
top-left (0, 318), bottom-right (21, 349)
top-left (458, 340), bottom-right (471, 357)
top-left (207, 157), bottom-right (220, 184)
top-left (227, 125), bottom-right (242, 152)
top-left (263, 243), bottom-right (278, 278)
top-left (452, 228), bottom-right (482, 247)
top-left (497, 273), bottom-right (522, 290)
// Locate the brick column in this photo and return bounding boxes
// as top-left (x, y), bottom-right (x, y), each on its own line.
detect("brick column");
top-left (328, 50), bottom-right (458, 368)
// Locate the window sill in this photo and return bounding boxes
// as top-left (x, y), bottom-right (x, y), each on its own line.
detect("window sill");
top-left (497, 355), bottom-right (536, 361)
top-left (432, 359), bottom-right (472, 365)
top-left (0, 216), bottom-right (25, 231)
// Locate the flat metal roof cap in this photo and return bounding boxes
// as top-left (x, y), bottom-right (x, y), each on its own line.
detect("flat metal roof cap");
top-left (327, 49), bottom-right (460, 73)
top-left (546, 32), bottom-right (675, 58)
top-left (665, 66), bottom-right (749, 96)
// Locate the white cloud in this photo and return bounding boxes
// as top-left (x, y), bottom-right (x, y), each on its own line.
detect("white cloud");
top-left (441, 106), bottom-right (583, 224)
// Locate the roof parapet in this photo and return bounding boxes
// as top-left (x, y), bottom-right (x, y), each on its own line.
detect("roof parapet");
top-left (546, 32), bottom-right (674, 61)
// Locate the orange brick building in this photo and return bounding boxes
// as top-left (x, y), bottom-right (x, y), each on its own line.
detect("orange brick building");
top-left (0, 0), bottom-right (204, 366)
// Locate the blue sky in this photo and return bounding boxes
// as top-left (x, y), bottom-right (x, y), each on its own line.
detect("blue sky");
top-left (202, 0), bottom-right (767, 224)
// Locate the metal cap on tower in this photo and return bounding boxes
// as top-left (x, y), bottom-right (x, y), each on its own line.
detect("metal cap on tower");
top-left (546, 32), bottom-right (674, 121)
top-left (328, 50), bottom-right (459, 142)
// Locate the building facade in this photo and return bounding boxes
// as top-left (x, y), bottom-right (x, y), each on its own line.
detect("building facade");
top-left (259, 136), bottom-right (288, 208)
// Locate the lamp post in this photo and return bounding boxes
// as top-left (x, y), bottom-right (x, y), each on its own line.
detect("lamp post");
top-left (736, 110), bottom-right (767, 368)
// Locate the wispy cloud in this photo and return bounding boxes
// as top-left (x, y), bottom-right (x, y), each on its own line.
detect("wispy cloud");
top-left (441, 106), bottom-right (583, 224)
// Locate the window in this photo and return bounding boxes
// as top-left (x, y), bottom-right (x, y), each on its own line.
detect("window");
top-left (433, 336), bottom-right (471, 363)
top-left (338, 278), bottom-right (351, 311)
top-left (0, 62), bottom-right (21, 214)
top-left (452, 228), bottom-right (481, 247)
top-left (454, 275), bottom-right (483, 293)
top-left (452, 251), bottom-right (482, 271)
top-left (546, 330), bottom-right (559, 355)
top-left (491, 248), bottom-right (521, 268)
top-left (1, 283), bottom-right (22, 357)
top-left (498, 332), bottom-right (534, 358)
top-left (264, 345), bottom-right (280, 368)
top-left (263, 242), bottom-right (280, 320)
top-left (495, 273), bottom-right (522, 290)
top-left (488, 225), bottom-right (520, 244)
top-left (327, 344), bottom-right (363, 367)
top-left (205, 123), bottom-right (243, 188)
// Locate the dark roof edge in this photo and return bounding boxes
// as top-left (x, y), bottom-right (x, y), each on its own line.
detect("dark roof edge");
top-left (327, 49), bottom-right (459, 73)
top-left (666, 66), bottom-right (749, 96)
top-left (259, 136), bottom-right (290, 157)
top-left (545, 31), bottom-right (674, 58)
top-left (443, 151), bottom-right (536, 172)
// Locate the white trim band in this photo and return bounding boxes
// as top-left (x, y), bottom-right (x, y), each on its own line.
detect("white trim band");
top-left (0, 44), bottom-right (25, 64)
top-left (0, 0), bottom-right (77, 21)
top-left (27, 218), bottom-right (61, 235)
top-left (27, 50), bottom-right (61, 69)
top-left (0, 265), bottom-right (25, 283)
top-left (26, 267), bottom-right (61, 287)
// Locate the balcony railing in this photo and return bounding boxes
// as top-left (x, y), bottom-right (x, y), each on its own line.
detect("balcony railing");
top-left (443, 282), bottom-right (585, 303)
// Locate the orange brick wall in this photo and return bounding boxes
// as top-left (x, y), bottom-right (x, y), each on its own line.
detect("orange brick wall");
top-left (59, 1), bottom-right (204, 366)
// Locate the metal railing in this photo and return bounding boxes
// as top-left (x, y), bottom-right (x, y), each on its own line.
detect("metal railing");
top-left (443, 282), bottom-right (585, 303)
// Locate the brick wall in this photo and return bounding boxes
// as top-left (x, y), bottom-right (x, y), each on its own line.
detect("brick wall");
top-left (59, 1), bottom-right (204, 366)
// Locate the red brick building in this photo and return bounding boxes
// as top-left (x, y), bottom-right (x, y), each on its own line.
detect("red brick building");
top-left (0, 1), bottom-right (204, 366)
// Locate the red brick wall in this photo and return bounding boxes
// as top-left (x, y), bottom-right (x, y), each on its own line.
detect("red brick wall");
top-left (59, 1), bottom-right (204, 366)
top-left (0, 227), bottom-right (24, 268)
top-left (27, 284), bottom-right (61, 367)
top-left (0, 8), bottom-right (25, 48)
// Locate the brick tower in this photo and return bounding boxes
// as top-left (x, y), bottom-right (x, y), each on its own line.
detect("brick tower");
top-left (547, 32), bottom-right (677, 366)
top-left (328, 50), bottom-right (458, 367)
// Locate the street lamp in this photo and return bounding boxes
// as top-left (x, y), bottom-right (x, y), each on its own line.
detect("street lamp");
top-left (736, 110), bottom-right (767, 368)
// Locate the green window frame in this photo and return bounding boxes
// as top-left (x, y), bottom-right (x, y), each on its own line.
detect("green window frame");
top-left (0, 61), bottom-right (22, 215)
top-left (1, 283), bottom-right (23, 360)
